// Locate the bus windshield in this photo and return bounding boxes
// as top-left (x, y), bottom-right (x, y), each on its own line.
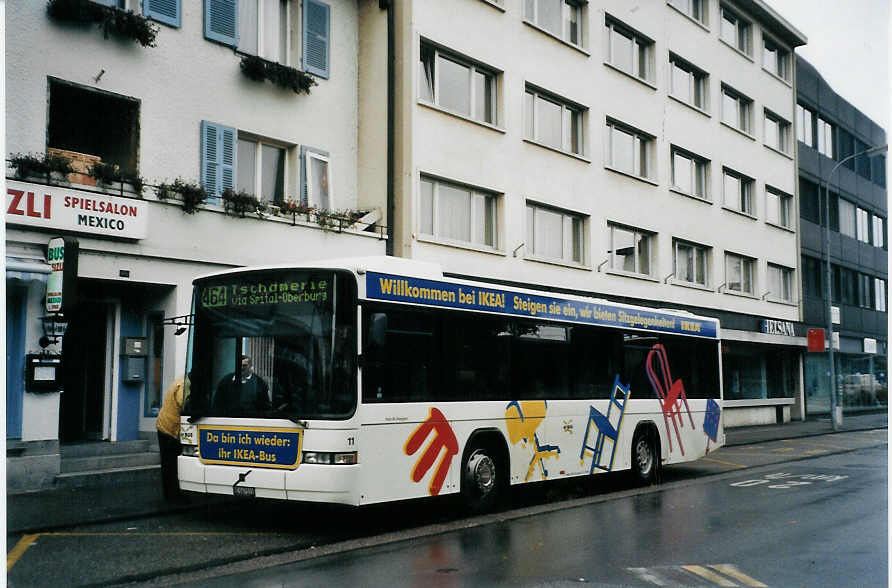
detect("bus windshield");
top-left (184, 269), bottom-right (357, 421)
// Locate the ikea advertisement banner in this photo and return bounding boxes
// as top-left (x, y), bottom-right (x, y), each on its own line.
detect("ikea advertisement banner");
top-left (366, 272), bottom-right (718, 338)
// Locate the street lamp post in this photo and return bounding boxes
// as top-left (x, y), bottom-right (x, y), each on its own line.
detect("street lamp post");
top-left (820, 144), bottom-right (887, 430)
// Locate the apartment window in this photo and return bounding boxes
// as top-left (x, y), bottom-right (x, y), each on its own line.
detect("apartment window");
top-left (875, 278), bottom-right (887, 312)
top-left (606, 119), bottom-right (653, 179)
top-left (768, 264), bottom-right (794, 302)
top-left (799, 178), bottom-right (820, 224)
top-left (48, 79), bottom-right (140, 176)
top-left (817, 117), bottom-right (834, 158)
top-left (725, 253), bottom-right (754, 295)
top-left (608, 224), bottom-right (653, 276)
top-left (723, 169), bottom-right (754, 215)
top-left (838, 199), bottom-right (856, 238)
top-left (872, 155), bottom-right (886, 187)
top-left (803, 256), bottom-right (823, 297)
top-left (419, 42), bottom-right (497, 125)
top-left (237, 137), bottom-right (286, 204)
top-left (674, 239), bottom-right (709, 286)
top-left (719, 5), bottom-right (751, 55)
top-left (205, 0), bottom-right (330, 78)
top-left (764, 110), bottom-right (791, 154)
top-left (856, 208), bottom-right (871, 243)
top-left (671, 147), bottom-right (709, 199)
top-left (238, 0), bottom-right (289, 63)
top-left (526, 202), bottom-right (584, 263)
top-left (669, 54), bottom-right (708, 111)
top-left (525, 0), bottom-right (583, 46)
top-left (668, 0), bottom-right (706, 25)
top-left (872, 215), bottom-right (885, 248)
top-left (839, 267), bottom-right (857, 305)
top-left (524, 86), bottom-right (584, 154)
top-left (604, 17), bottom-right (654, 82)
top-left (721, 85), bottom-right (752, 134)
top-left (855, 139), bottom-right (873, 179)
top-left (796, 104), bottom-right (814, 147)
top-left (420, 176), bottom-right (498, 249)
top-left (859, 273), bottom-right (874, 308)
top-left (302, 147), bottom-right (332, 209)
top-left (838, 129), bottom-right (855, 170)
top-left (765, 187), bottom-right (792, 228)
top-left (762, 38), bottom-right (791, 81)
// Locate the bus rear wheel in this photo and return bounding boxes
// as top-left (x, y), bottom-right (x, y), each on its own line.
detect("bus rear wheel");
top-left (461, 446), bottom-right (500, 513)
top-left (632, 429), bottom-right (658, 485)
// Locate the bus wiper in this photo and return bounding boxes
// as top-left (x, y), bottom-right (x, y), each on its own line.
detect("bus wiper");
top-left (187, 413), bottom-right (205, 423)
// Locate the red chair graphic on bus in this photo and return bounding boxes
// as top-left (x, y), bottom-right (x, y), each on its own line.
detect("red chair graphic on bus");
top-left (645, 344), bottom-right (694, 455)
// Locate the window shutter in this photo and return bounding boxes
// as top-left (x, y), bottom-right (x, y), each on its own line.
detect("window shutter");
top-left (303, 0), bottom-right (330, 79)
top-left (205, 0), bottom-right (238, 47)
top-left (201, 121), bottom-right (237, 200)
top-left (143, 0), bottom-right (181, 27)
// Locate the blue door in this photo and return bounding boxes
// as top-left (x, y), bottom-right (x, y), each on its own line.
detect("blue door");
top-left (6, 285), bottom-right (25, 439)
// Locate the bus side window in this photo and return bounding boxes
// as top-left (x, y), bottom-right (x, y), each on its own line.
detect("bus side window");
top-left (362, 308), bottom-right (437, 403)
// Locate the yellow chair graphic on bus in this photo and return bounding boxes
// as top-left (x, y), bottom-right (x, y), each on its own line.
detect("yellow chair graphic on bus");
top-left (505, 400), bottom-right (561, 481)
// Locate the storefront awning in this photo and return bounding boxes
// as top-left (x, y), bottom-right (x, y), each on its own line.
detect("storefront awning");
top-left (5, 256), bottom-right (51, 283)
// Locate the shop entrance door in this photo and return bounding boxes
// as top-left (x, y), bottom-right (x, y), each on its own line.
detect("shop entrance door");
top-left (61, 300), bottom-right (111, 441)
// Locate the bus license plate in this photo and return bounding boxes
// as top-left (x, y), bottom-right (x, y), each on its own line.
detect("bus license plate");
top-left (233, 486), bottom-right (254, 498)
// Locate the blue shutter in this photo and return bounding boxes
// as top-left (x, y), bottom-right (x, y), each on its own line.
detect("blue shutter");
top-left (303, 0), bottom-right (330, 79)
top-left (201, 121), bottom-right (237, 201)
top-left (144, 0), bottom-right (181, 28)
top-left (205, 0), bottom-right (238, 47)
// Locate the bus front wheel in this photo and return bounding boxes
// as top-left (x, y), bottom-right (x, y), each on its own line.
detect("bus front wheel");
top-left (632, 428), bottom-right (658, 485)
top-left (461, 446), bottom-right (500, 513)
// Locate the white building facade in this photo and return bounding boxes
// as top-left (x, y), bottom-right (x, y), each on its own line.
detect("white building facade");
top-left (5, 0), bottom-right (387, 490)
top-left (387, 0), bottom-right (807, 426)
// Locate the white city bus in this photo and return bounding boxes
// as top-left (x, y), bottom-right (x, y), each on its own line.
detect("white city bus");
top-left (178, 257), bottom-right (724, 510)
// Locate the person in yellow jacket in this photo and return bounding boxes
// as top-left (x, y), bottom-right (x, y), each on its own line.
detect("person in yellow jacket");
top-left (156, 375), bottom-right (189, 502)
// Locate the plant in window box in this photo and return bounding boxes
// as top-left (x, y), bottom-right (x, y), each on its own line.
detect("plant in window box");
top-left (88, 161), bottom-right (145, 196)
top-left (281, 199), bottom-right (314, 222)
top-left (47, 0), bottom-right (158, 48)
top-left (239, 55), bottom-right (317, 95)
top-left (155, 179), bottom-right (207, 214)
top-left (221, 188), bottom-right (264, 218)
top-left (8, 152), bottom-right (74, 181)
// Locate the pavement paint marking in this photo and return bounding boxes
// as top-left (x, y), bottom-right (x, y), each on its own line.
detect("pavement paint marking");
top-left (682, 564), bottom-right (738, 586)
top-left (710, 564), bottom-right (767, 587)
top-left (626, 567), bottom-right (667, 586)
top-left (701, 456), bottom-right (747, 468)
top-left (7, 534), bottom-right (40, 570)
top-left (43, 532), bottom-right (280, 537)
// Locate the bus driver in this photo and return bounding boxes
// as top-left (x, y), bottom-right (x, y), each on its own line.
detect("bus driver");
top-left (215, 354), bottom-right (270, 412)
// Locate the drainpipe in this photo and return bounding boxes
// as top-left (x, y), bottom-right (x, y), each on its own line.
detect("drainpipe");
top-left (381, 0), bottom-right (395, 256)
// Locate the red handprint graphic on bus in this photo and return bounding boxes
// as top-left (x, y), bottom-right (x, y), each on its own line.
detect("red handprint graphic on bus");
top-left (404, 407), bottom-right (459, 496)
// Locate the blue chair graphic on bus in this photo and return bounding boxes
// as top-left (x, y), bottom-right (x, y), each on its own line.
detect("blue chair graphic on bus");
top-left (579, 375), bottom-right (630, 474)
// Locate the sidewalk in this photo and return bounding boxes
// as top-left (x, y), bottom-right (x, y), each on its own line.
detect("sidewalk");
top-left (7, 412), bottom-right (887, 535)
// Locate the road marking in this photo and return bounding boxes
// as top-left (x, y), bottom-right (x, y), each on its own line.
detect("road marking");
top-left (682, 565), bottom-right (738, 586)
top-left (710, 564), bottom-right (768, 586)
top-left (7, 534), bottom-right (40, 570)
top-left (627, 567), bottom-right (667, 585)
top-left (701, 456), bottom-right (747, 468)
top-left (43, 532), bottom-right (279, 537)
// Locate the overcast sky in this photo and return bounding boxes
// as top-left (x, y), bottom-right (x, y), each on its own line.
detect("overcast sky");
top-left (769, 0), bottom-right (890, 132)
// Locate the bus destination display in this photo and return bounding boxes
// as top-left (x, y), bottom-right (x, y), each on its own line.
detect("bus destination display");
top-left (201, 278), bottom-right (330, 309)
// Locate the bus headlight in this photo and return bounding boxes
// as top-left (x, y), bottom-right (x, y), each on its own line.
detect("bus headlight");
top-left (302, 451), bottom-right (358, 465)
top-left (181, 444), bottom-right (199, 457)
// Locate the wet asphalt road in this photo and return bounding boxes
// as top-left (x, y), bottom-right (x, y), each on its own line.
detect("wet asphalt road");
top-left (180, 445), bottom-right (888, 587)
top-left (6, 429), bottom-right (887, 587)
